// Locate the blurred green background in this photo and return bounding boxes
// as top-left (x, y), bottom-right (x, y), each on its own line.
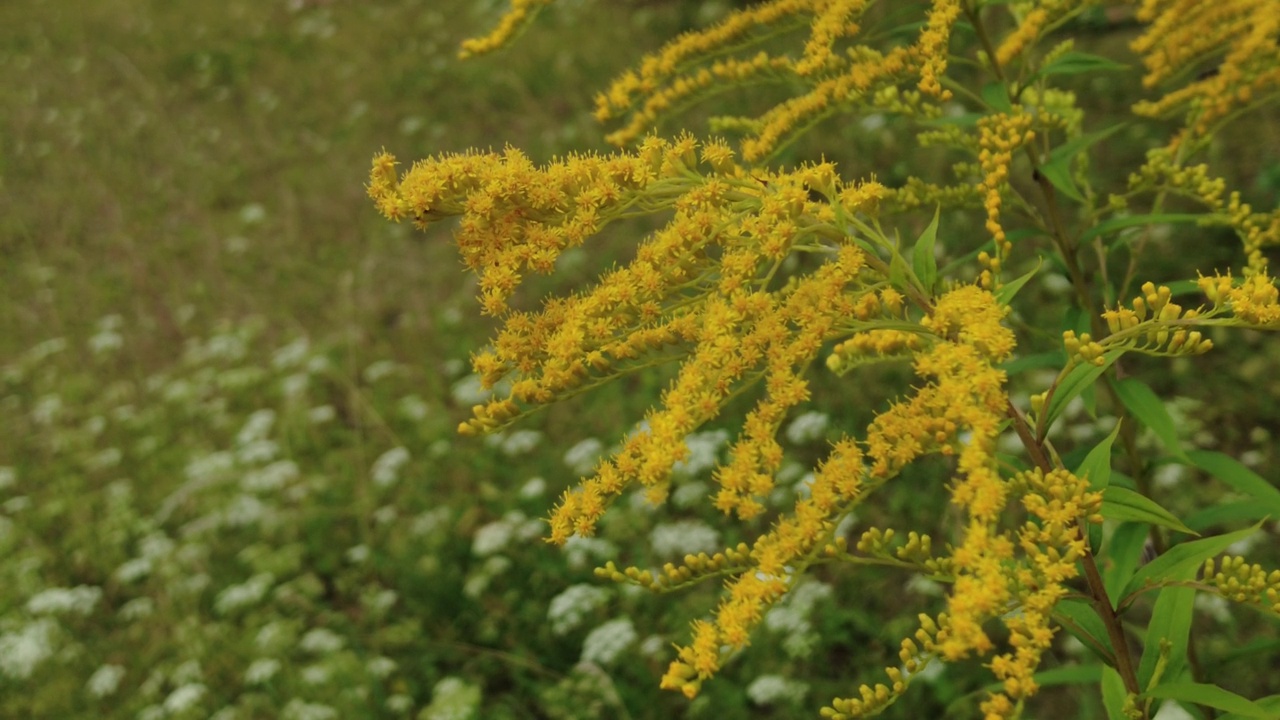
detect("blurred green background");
top-left (2, 1), bottom-right (1278, 719)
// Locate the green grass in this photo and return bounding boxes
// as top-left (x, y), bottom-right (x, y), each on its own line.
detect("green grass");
top-left (3, 1), bottom-right (1279, 719)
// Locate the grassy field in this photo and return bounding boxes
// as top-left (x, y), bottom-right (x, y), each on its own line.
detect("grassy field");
top-left (3, 1), bottom-right (1279, 719)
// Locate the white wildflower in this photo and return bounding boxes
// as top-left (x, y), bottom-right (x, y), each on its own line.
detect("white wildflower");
top-left (33, 394), bottom-right (62, 425)
top-left (244, 658), bottom-right (281, 685)
top-left (548, 584), bottom-right (610, 636)
top-left (450, 374), bottom-right (491, 407)
top-left (784, 411), bottom-right (829, 445)
top-left (671, 481), bottom-right (709, 509)
top-left (271, 337), bottom-right (311, 369)
top-left (580, 617), bottom-right (637, 667)
top-left (281, 373), bottom-right (309, 398)
top-left (673, 429), bottom-right (730, 477)
top-left (308, 405), bottom-right (336, 424)
top-left (163, 683), bottom-right (206, 714)
top-left (363, 360), bottom-right (398, 383)
top-left (301, 664), bottom-right (331, 685)
top-left (242, 460), bottom-right (299, 493)
top-left (650, 519), bottom-right (720, 559)
top-left (411, 507), bottom-right (451, 536)
top-left (282, 699), bottom-right (338, 720)
top-left (214, 573), bottom-right (275, 615)
top-left (423, 677), bottom-right (481, 720)
top-left (299, 628), bottom-right (345, 654)
top-left (519, 476), bottom-right (546, 498)
top-left (114, 557), bottom-right (153, 584)
top-left (366, 656), bottom-right (397, 678)
top-left (118, 597), bottom-right (155, 621)
top-left (0, 466), bottom-right (15, 492)
top-left (184, 451), bottom-right (235, 484)
top-left (386, 694), bottom-right (413, 713)
top-left (397, 394), bottom-right (430, 421)
top-left (497, 429), bottom-right (543, 456)
top-left (346, 544), bottom-right (370, 564)
top-left (747, 674), bottom-right (808, 705)
top-left (237, 439), bottom-right (279, 465)
top-left (26, 585), bottom-right (102, 616)
top-left (562, 535), bottom-right (617, 569)
top-left (237, 409), bottom-right (276, 447)
top-left (563, 438), bottom-right (605, 476)
top-left (372, 447), bottom-right (410, 488)
top-left (0, 619), bottom-right (56, 679)
top-left (87, 663), bottom-right (126, 697)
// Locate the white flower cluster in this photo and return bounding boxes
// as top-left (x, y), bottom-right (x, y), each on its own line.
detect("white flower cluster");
top-left (650, 519), bottom-right (720, 559)
top-left (579, 617), bottom-right (637, 667)
top-left (547, 584), bottom-right (610, 635)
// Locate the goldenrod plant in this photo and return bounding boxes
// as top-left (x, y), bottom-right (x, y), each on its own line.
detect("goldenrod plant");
top-left (372, 1), bottom-right (1280, 717)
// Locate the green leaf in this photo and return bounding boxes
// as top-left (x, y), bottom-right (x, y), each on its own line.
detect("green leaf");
top-left (1102, 487), bottom-right (1198, 536)
top-left (1076, 420), bottom-right (1123, 491)
top-left (1101, 665), bottom-right (1129, 720)
top-left (1137, 586), bottom-right (1196, 690)
top-left (1034, 664), bottom-right (1106, 687)
top-left (1041, 349), bottom-right (1123, 434)
top-left (1113, 377), bottom-right (1189, 462)
top-left (1185, 500), bottom-right (1276, 532)
top-left (1000, 351), bottom-right (1067, 375)
top-left (1121, 521), bottom-right (1264, 601)
top-left (1079, 212), bottom-right (1205, 245)
top-left (1188, 450), bottom-right (1280, 517)
top-left (1033, 51), bottom-right (1128, 81)
top-left (912, 205), bottom-right (940, 293)
top-left (1103, 522), bottom-right (1152, 601)
top-left (1054, 598), bottom-right (1115, 660)
top-left (1218, 695), bottom-right (1280, 720)
top-left (994, 257), bottom-right (1043, 305)
top-left (1039, 124), bottom-right (1126, 202)
top-left (1144, 682), bottom-right (1274, 719)
top-left (982, 81), bottom-right (1013, 113)
top-left (888, 250), bottom-right (909, 291)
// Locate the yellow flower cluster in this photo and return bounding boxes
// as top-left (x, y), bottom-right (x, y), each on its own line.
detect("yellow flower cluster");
top-left (584, 0), bottom-right (965, 160)
top-left (1129, 150), bottom-right (1280, 271)
top-left (1200, 270), bottom-right (1280, 327)
top-left (975, 111), bottom-right (1036, 288)
top-left (1202, 555), bottom-right (1280, 614)
top-left (663, 437), bottom-right (868, 699)
top-left (1094, 281), bottom-right (1214, 357)
top-left (993, 0), bottom-right (1077, 69)
top-left (1131, 0), bottom-right (1280, 142)
top-left (458, 0), bottom-right (554, 59)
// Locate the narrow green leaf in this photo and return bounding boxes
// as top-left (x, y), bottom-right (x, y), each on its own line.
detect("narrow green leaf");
top-left (1103, 522), bottom-right (1151, 602)
top-left (1113, 377), bottom-right (1189, 462)
top-left (1039, 124), bottom-right (1126, 203)
top-left (1102, 487), bottom-right (1198, 536)
top-left (1033, 51), bottom-right (1128, 80)
top-left (1188, 450), bottom-right (1280, 517)
top-left (1076, 420), bottom-right (1123, 491)
top-left (1144, 682), bottom-right (1274, 719)
top-left (1079, 212), bottom-right (1205, 245)
top-left (1121, 521), bottom-right (1264, 600)
top-left (1033, 664), bottom-right (1106, 687)
top-left (1000, 351), bottom-right (1067, 375)
top-left (1217, 695), bottom-right (1280, 720)
top-left (982, 81), bottom-right (1013, 113)
top-left (1054, 598), bottom-right (1115, 660)
top-left (1042, 349), bottom-right (1123, 433)
top-left (1101, 665), bottom-right (1129, 720)
top-left (1137, 586), bottom-right (1196, 690)
top-left (912, 205), bottom-right (940, 293)
top-left (889, 251), bottom-right (909, 291)
top-left (995, 257), bottom-right (1043, 306)
top-left (1185, 500), bottom-right (1276, 533)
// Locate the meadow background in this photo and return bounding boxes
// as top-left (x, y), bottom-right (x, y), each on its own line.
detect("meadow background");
top-left (2, 1), bottom-right (1278, 718)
